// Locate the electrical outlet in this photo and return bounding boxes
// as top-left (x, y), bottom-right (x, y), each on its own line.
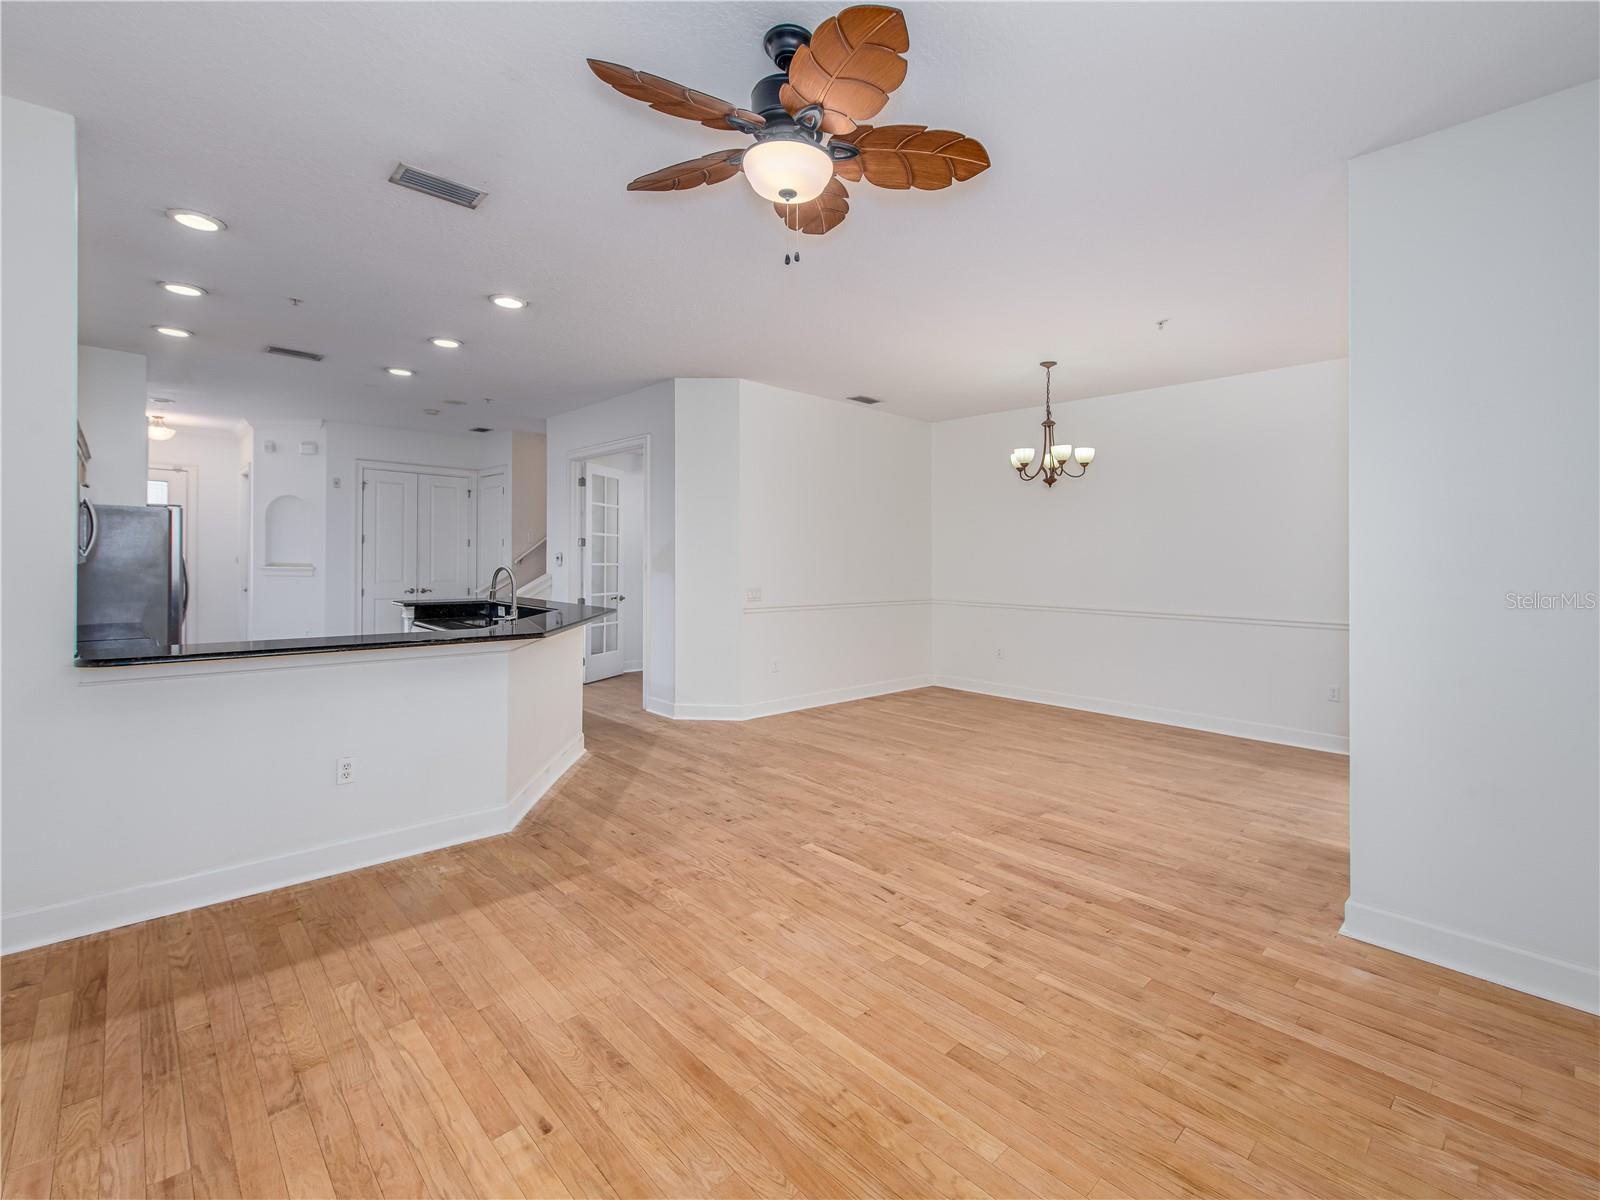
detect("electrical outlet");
top-left (1327, 686), bottom-right (1341, 703)
top-left (336, 756), bottom-right (354, 786)
top-left (770, 659), bottom-right (780, 674)
top-left (996, 648), bottom-right (1005, 660)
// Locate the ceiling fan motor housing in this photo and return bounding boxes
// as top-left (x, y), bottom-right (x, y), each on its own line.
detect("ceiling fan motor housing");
top-left (753, 23), bottom-right (813, 122)
top-left (750, 73), bottom-right (794, 124)
top-left (762, 23), bottom-right (811, 70)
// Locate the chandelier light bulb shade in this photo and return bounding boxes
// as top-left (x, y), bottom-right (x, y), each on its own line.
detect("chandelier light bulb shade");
top-left (1008, 361), bottom-right (1096, 488)
top-left (147, 415), bottom-right (176, 442)
top-left (742, 137), bottom-right (834, 204)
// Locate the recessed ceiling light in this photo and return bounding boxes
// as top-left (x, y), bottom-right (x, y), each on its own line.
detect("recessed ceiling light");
top-left (166, 209), bottom-right (225, 233)
top-left (148, 396), bottom-right (175, 404)
top-left (386, 367), bottom-right (414, 377)
top-left (154, 326), bottom-right (192, 338)
top-left (443, 399), bottom-right (468, 406)
top-left (160, 281), bottom-right (206, 297)
top-left (423, 408), bottom-right (441, 416)
top-left (430, 337), bottom-right (462, 349)
top-left (489, 294), bottom-right (527, 309)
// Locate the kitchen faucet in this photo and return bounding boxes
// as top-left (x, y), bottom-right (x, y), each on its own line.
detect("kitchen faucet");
top-left (489, 565), bottom-right (517, 619)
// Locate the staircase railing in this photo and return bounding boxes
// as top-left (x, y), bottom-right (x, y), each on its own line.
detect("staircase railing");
top-left (512, 536), bottom-right (546, 568)
top-left (476, 536), bottom-right (548, 597)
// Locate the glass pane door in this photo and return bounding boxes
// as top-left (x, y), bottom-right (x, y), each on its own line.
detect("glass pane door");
top-left (584, 466), bottom-right (624, 679)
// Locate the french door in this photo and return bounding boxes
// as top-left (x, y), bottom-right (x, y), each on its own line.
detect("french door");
top-left (360, 468), bottom-right (475, 633)
top-left (582, 464), bottom-right (624, 682)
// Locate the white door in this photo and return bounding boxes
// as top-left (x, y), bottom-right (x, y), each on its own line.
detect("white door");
top-left (416, 473), bottom-right (476, 601)
top-left (583, 464), bottom-right (624, 682)
top-left (475, 470), bottom-right (509, 590)
top-left (360, 468), bottom-right (417, 633)
top-left (149, 465), bottom-right (193, 639)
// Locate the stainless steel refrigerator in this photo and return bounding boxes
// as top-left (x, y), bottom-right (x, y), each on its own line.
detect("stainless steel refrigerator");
top-left (77, 501), bottom-right (188, 655)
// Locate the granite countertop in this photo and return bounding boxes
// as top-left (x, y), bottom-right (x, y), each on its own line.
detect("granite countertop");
top-left (76, 598), bottom-right (611, 667)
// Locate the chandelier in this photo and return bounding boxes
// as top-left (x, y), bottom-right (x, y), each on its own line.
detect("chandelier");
top-left (1009, 361), bottom-right (1095, 486)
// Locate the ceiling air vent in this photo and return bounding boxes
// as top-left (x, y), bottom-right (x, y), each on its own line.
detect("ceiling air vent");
top-left (469, 426), bottom-right (493, 433)
top-left (847, 395), bottom-right (882, 405)
top-left (266, 345), bottom-right (324, 362)
top-left (389, 162), bottom-right (488, 209)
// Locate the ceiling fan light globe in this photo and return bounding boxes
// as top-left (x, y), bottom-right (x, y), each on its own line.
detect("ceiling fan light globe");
top-left (742, 138), bottom-right (833, 204)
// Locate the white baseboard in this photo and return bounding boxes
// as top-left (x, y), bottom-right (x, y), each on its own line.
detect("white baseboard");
top-left (931, 674), bottom-right (1349, 754)
top-left (2, 735), bottom-right (586, 956)
top-left (507, 734), bottom-right (585, 829)
top-left (660, 675), bottom-right (934, 722)
top-left (1342, 899), bottom-right (1599, 1015)
top-left (644, 674), bottom-right (1344, 753)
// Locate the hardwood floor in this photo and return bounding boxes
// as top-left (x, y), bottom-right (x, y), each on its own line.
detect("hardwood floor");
top-left (3, 678), bottom-right (1596, 1199)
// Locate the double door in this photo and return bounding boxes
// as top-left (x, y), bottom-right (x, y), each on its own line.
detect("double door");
top-left (360, 468), bottom-right (476, 633)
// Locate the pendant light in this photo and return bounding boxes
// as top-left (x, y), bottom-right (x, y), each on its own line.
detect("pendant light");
top-left (1009, 361), bottom-right (1095, 487)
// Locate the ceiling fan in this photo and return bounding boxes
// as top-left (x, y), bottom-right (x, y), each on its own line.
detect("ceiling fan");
top-left (587, 5), bottom-right (990, 245)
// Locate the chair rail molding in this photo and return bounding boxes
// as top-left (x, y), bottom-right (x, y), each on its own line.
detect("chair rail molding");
top-left (934, 597), bottom-right (1348, 632)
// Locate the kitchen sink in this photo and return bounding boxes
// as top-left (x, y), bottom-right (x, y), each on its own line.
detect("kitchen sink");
top-left (402, 600), bottom-right (553, 631)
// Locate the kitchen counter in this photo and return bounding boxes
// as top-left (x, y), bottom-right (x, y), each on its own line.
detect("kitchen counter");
top-left (47, 597), bottom-right (598, 950)
top-left (75, 597), bottom-right (611, 667)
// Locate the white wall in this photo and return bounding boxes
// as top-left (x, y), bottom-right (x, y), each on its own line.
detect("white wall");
top-left (738, 382), bottom-right (933, 716)
top-left (3, 96), bottom-right (81, 934)
top-left (547, 380), bottom-right (676, 707)
top-left (1346, 82), bottom-right (1599, 1012)
top-left (76, 345), bottom-right (147, 505)
top-left (932, 360), bottom-right (1350, 752)
top-left (250, 421), bottom-right (327, 639)
top-left (151, 426), bottom-right (247, 644)
top-left (549, 378), bottom-right (932, 718)
top-left (673, 379), bottom-right (744, 712)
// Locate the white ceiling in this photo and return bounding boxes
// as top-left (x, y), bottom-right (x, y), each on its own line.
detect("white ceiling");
top-left (3, 2), bottom-right (1595, 430)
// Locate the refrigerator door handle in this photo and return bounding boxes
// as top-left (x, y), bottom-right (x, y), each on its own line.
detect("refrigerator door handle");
top-left (77, 498), bottom-right (98, 563)
top-left (179, 557), bottom-right (190, 622)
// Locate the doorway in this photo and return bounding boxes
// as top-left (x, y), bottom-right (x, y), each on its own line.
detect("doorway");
top-left (148, 463), bottom-right (194, 640)
top-left (476, 469), bottom-right (509, 591)
top-left (570, 444), bottom-right (648, 688)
